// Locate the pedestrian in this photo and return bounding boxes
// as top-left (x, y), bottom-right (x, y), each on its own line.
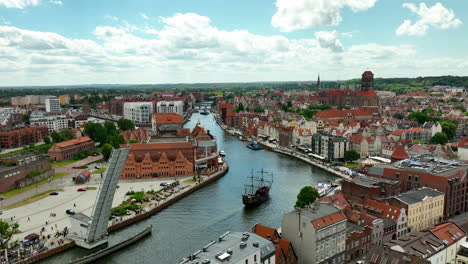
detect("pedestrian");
top-left (74, 203), bottom-right (76, 207)
top-left (28, 217), bottom-right (30, 221)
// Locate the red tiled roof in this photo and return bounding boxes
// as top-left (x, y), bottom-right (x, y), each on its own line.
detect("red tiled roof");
top-left (430, 222), bottom-right (466, 245)
top-left (363, 199), bottom-right (402, 221)
top-left (362, 71), bottom-right (374, 76)
top-left (311, 212), bottom-right (346, 230)
top-left (128, 142), bottom-right (193, 150)
top-left (319, 193), bottom-right (350, 210)
top-left (153, 113), bottom-right (183, 124)
top-left (252, 224), bottom-right (278, 239)
top-left (314, 109), bottom-right (373, 119)
top-left (391, 145), bottom-right (409, 160)
top-left (459, 137), bottom-right (468, 148)
top-left (55, 137), bottom-right (93, 148)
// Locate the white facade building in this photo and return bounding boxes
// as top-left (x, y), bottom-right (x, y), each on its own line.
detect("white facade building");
top-left (157, 100), bottom-right (183, 116)
top-left (123, 102), bottom-right (153, 124)
top-left (30, 111), bottom-right (70, 134)
top-left (45, 96), bottom-right (61, 113)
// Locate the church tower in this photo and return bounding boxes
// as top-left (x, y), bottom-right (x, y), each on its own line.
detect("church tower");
top-left (317, 74), bottom-right (320, 91)
top-left (361, 71), bottom-right (374, 91)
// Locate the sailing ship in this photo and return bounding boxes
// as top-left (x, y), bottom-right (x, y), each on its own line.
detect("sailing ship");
top-left (242, 169), bottom-right (273, 207)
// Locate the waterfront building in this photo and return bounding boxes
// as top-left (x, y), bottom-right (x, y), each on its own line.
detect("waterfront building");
top-left (152, 113), bottom-right (183, 136)
top-left (123, 102), bottom-right (153, 124)
top-left (120, 141), bottom-right (195, 179)
top-left (251, 224), bottom-right (298, 264)
top-left (342, 175), bottom-right (400, 203)
top-left (157, 100), bottom-right (183, 116)
top-left (120, 128), bottom-right (150, 143)
top-left (0, 125), bottom-right (48, 149)
top-left (30, 111), bottom-right (71, 134)
top-left (368, 156), bottom-right (468, 218)
top-left (281, 202), bottom-right (347, 264)
top-left (386, 222), bottom-right (466, 264)
top-left (0, 153), bottom-right (52, 192)
top-left (279, 126), bottom-right (294, 147)
top-left (179, 231), bottom-right (276, 264)
top-left (386, 187), bottom-right (444, 232)
top-left (311, 133), bottom-right (350, 161)
top-left (45, 96), bottom-right (61, 113)
top-left (292, 128), bottom-right (313, 147)
top-left (48, 137), bottom-right (95, 161)
top-left (219, 104), bottom-right (235, 127)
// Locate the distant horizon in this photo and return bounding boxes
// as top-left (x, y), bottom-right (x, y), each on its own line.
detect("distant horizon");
top-left (0, 0), bottom-right (467, 86)
top-left (1, 74), bottom-right (467, 89)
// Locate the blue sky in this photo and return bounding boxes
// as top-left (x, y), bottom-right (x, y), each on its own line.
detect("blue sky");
top-left (0, 0), bottom-right (467, 86)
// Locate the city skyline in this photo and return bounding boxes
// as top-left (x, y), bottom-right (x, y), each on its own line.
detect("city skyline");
top-left (0, 0), bottom-right (467, 86)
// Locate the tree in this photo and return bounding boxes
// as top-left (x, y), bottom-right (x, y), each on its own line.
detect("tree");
top-left (84, 123), bottom-right (107, 144)
top-left (393, 113), bottom-right (404, 120)
top-left (50, 131), bottom-right (62, 143)
top-left (440, 120), bottom-right (457, 140)
top-left (102, 144), bottom-right (113, 161)
top-left (104, 121), bottom-right (117, 135)
top-left (344, 150), bottom-right (360, 162)
top-left (43, 136), bottom-right (51, 144)
top-left (117, 119), bottom-right (135, 131)
top-left (0, 219), bottom-right (19, 249)
top-left (129, 139), bottom-right (137, 143)
top-left (408, 111), bottom-right (431, 125)
top-left (429, 132), bottom-right (448, 145)
top-left (295, 186), bottom-right (320, 208)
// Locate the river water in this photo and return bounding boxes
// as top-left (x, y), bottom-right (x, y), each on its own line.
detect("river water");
top-left (43, 112), bottom-right (336, 264)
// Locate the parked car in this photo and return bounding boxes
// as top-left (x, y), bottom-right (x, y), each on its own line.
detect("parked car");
top-left (49, 192), bottom-right (59, 196)
top-left (77, 188), bottom-right (87, 192)
top-left (92, 153), bottom-right (98, 156)
top-left (66, 209), bottom-right (75, 215)
top-left (160, 182), bottom-right (168, 187)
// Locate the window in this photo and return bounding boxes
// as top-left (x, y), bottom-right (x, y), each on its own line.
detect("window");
top-left (395, 173), bottom-right (400, 179)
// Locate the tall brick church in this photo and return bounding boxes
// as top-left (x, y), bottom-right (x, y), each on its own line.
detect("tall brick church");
top-left (318, 71), bottom-right (379, 115)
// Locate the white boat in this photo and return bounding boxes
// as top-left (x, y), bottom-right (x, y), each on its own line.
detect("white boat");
top-left (219, 150), bottom-right (226, 157)
top-left (313, 183), bottom-right (333, 197)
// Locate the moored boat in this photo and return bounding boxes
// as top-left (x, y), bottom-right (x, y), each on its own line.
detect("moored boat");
top-left (219, 150), bottom-right (226, 157)
top-left (246, 142), bottom-right (263, 150)
top-left (313, 183), bottom-right (333, 197)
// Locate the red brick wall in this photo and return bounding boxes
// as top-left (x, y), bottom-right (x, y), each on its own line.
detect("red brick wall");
top-left (0, 159), bottom-right (52, 192)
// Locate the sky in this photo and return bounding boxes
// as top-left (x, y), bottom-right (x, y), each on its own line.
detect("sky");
top-left (0, 0), bottom-right (467, 86)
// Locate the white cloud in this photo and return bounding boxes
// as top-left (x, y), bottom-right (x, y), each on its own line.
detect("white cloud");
top-left (315, 30), bottom-right (344, 52)
top-left (48, 0), bottom-right (61, 5)
top-left (140, 13), bottom-right (149, 20)
top-left (396, 2), bottom-right (462, 36)
top-left (271, 0), bottom-right (379, 32)
top-left (0, 12), bottom-right (466, 85)
top-left (0, 0), bottom-right (39, 8)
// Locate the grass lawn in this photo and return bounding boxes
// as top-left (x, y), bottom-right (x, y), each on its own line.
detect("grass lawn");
top-left (91, 168), bottom-right (106, 174)
top-left (0, 172), bottom-right (67, 198)
top-left (86, 187), bottom-right (97, 190)
top-left (51, 159), bottom-right (80, 167)
top-left (345, 163), bottom-right (360, 168)
top-left (5, 189), bottom-right (63, 210)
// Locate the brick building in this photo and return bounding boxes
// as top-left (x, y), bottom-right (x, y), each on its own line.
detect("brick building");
top-left (0, 153), bottom-right (52, 193)
top-left (279, 126), bottom-right (294, 147)
top-left (48, 137), bottom-right (95, 161)
top-left (368, 156), bottom-right (468, 218)
top-left (152, 113), bottom-right (183, 136)
top-left (120, 142), bottom-right (195, 179)
top-left (362, 199), bottom-right (408, 242)
top-left (219, 104), bottom-right (235, 127)
top-left (342, 175), bottom-right (400, 203)
top-left (0, 125), bottom-right (48, 149)
top-left (318, 71), bottom-right (380, 115)
top-left (313, 109), bottom-right (374, 124)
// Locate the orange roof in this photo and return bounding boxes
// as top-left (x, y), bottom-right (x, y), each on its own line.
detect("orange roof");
top-left (319, 193), bottom-right (350, 210)
top-left (153, 113), bottom-right (183, 124)
top-left (311, 212), bottom-right (346, 230)
top-left (128, 142), bottom-right (192, 151)
top-left (391, 145), bottom-right (409, 160)
top-left (252, 224), bottom-right (278, 239)
top-left (55, 137), bottom-right (93, 148)
top-left (314, 109), bottom-right (373, 119)
top-left (430, 222), bottom-right (466, 245)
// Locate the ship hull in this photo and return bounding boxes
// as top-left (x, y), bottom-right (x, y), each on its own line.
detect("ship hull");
top-left (242, 187), bottom-right (270, 207)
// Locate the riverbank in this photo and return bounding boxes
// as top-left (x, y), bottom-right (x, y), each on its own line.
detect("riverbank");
top-left (213, 112), bottom-right (352, 180)
top-left (8, 160), bottom-right (229, 264)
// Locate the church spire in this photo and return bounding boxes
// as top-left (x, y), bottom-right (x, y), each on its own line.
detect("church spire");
top-left (317, 74), bottom-right (320, 91)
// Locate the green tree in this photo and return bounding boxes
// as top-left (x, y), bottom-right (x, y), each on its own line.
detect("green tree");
top-left (59, 129), bottom-right (74, 141)
top-left (50, 131), bottom-right (62, 143)
top-left (440, 120), bottom-right (457, 140)
top-left (344, 150), bottom-right (360, 162)
top-left (0, 219), bottom-right (19, 249)
top-left (43, 136), bottom-right (51, 144)
top-left (117, 119), bottom-right (135, 131)
top-left (84, 123), bottom-right (107, 144)
top-left (102, 143), bottom-right (113, 161)
top-left (454, 105), bottom-right (466, 112)
top-left (408, 111), bottom-right (431, 125)
top-left (104, 121), bottom-right (117, 135)
top-left (129, 139), bottom-right (137, 143)
top-left (295, 186), bottom-right (320, 208)
top-left (393, 113), bottom-right (405, 120)
top-left (429, 132), bottom-right (448, 145)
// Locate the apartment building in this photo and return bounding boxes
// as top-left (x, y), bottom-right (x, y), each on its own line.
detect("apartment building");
top-left (123, 102), bottom-right (153, 124)
top-left (45, 96), bottom-right (61, 113)
top-left (311, 133), bottom-right (350, 161)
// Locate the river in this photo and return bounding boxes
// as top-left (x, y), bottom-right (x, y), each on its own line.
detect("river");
top-left (43, 112), bottom-right (337, 264)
